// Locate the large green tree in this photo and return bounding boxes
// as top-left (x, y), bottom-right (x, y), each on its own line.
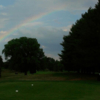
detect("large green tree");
top-left (59, 0), bottom-right (100, 73)
top-left (2, 37), bottom-right (44, 75)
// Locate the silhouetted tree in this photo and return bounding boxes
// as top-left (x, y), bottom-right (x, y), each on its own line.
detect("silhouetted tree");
top-left (59, 0), bottom-right (100, 74)
top-left (2, 37), bottom-right (44, 75)
top-left (54, 60), bottom-right (63, 72)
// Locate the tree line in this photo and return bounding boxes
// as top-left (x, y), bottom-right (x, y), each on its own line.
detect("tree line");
top-left (0, 0), bottom-right (100, 77)
top-left (0, 37), bottom-right (63, 76)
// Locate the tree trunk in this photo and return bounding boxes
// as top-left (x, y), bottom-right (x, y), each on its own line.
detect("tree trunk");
top-left (15, 72), bottom-right (18, 74)
top-left (97, 72), bottom-right (100, 81)
top-left (0, 67), bottom-right (1, 78)
top-left (24, 71), bottom-right (27, 75)
top-left (77, 69), bottom-right (80, 74)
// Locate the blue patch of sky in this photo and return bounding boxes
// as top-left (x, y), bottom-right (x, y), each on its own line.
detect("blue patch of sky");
top-left (0, 0), bottom-right (16, 6)
top-left (36, 10), bottom-right (85, 27)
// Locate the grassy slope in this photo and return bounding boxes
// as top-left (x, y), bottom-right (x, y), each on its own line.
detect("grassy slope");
top-left (0, 69), bottom-right (100, 100)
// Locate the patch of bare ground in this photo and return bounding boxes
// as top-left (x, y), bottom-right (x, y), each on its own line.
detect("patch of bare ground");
top-left (18, 74), bottom-right (66, 81)
top-left (69, 77), bottom-right (97, 81)
top-left (70, 78), bottom-right (82, 81)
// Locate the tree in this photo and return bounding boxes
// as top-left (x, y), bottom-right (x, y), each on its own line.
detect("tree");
top-left (42, 57), bottom-right (55, 71)
top-left (0, 56), bottom-right (3, 78)
top-left (2, 37), bottom-right (44, 75)
top-left (36, 49), bottom-right (45, 71)
top-left (54, 60), bottom-right (63, 72)
top-left (47, 57), bottom-right (55, 71)
top-left (59, 0), bottom-right (100, 74)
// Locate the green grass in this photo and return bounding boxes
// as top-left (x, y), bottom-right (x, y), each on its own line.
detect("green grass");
top-left (0, 69), bottom-right (100, 100)
top-left (0, 81), bottom-right (100, 100)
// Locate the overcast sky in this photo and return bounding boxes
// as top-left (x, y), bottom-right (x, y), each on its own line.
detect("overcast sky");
top-left (0, 0), bottom-right (98, 61)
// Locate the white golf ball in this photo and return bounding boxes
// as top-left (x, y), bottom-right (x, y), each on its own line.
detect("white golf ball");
top-left (31, 84), bottom-right (34, 86)
top-left (16, 90), bottom-right (18, 92)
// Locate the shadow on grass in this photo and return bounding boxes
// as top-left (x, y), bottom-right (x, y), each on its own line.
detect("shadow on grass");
top-left (52, 72), bottom-right (98, 81)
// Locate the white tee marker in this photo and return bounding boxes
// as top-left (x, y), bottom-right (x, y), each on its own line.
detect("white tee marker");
top-left (15, 90), bottom-right (18, 92)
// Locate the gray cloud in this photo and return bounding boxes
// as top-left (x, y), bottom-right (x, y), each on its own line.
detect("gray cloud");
top-left (0, 0), bottom-right (98, 30)
top-left (19, 27), bottom-right (69, 60)
top-left (0, 5), bottom-right (5, 9)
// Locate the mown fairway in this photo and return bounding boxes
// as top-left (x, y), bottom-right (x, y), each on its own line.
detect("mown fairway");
top-left (0, 69), bottom-right (100, 100)
top-left (1, 81), bottom-right (100, 100)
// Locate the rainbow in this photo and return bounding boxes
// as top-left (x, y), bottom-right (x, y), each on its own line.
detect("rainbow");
top-left (0, 5), bottom-right (66, 41)
top-left (0, 12), bottom-right (47, 41)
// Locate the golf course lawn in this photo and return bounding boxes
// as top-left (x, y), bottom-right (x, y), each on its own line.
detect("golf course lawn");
top-left (0, 70), bottom-right (100, 100)
top-left (0, 81), bottom-right (100, 100)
